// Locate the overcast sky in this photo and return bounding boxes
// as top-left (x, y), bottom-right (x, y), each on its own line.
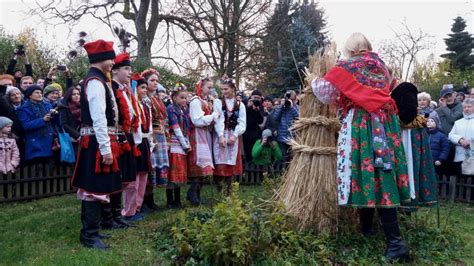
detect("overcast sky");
top-left (0, 0), bottom-right (472, 70)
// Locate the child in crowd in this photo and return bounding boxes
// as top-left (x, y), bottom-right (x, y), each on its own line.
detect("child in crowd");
top-left (427, 116), bottom-right (450, 176)
top-left (0, 117), bottom-right (20, 174)
top-left (166, 83), bottom-right (191, 208)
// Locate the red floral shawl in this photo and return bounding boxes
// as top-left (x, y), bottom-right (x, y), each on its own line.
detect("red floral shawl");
top-left (324, 52), bottom-right (396, 113)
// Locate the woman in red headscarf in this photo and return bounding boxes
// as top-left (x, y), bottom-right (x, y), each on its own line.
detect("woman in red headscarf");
top-left (187, 77), bottom-right (220, 205)
top-left (310, 33), bottom-right (410, 262)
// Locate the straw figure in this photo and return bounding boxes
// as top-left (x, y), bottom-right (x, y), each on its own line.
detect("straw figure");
top-left (275, 44), bottom-right (342, 232)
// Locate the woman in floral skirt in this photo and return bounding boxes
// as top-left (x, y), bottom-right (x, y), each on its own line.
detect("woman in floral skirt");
top-left (311, 33), bottom-right (411, 262)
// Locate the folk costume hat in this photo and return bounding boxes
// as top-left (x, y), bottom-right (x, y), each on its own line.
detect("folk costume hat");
top-left (113, 52), bottom-right (131, 69)
top-left (83, 39), bottom-right (116, 64)
top-left (391, 82), bottom-right (418, 125)
top-left (131, 73), bottom-right (146, 87)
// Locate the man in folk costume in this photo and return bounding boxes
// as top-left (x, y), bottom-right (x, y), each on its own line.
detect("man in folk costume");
top-left (310, 33), bottom-right (410, 261)
top-left (213, 76), bottom-right (246, 195)
top-left (187, 77), bottom-right (219, 205)
top-left (102, 52), bottom-right (141, 226)
top-left (71, 39), bottom-right (121, 250)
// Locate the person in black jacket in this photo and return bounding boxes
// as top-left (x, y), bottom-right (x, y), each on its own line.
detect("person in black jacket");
top-left (58, 86), bottom-right (81, 141)
top-left (6, 48), bottom-right (33, 86)
top-left (242, 89), bottom-right (265, 163)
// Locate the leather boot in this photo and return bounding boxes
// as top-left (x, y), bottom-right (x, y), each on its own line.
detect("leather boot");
top-left (359, 208), bottom-right (375, 236)
top-left (187, 181), bottom-right (200, 206)
top-left (166, 189), bottom-right (174, 209)
top-left (173, 187), bottom-right (182, 209)
top-left (144, 193), bottom-right (160, 211)
top-left (379, 208), bottom-right (409, 262)
top-left (110, 193), bottom-right (135, 228)
top-left (101, 198), bottom-right (127, 230)
top-left (80, 201), bottom-right (109, 250)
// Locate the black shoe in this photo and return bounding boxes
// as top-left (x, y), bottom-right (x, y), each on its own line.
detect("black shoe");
top-left (166, 189), bottom-right (174, 209)
top-left (94, 232), bottom-right (112, 239)
top-left (173, 187), bottom-right (182, 209)
top-left (187, 182), bottom-right (200, 206)
top-left (114, 217), bottom-right (136, 228)
top-left (80, 201), bottom-right (109, 250)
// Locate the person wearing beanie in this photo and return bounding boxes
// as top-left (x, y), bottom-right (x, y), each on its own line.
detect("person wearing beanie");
top-left (17, 84), bottom-right (54, 162)
top-left (70, 39), bottom-right (120, 250)
top-left (0, 116), bottom-right (20, 174)
top-left (243, 89), bottom-right (265, 163)
top-left (427, 116), bottom-right (450, 176)
top-left (251, 128), bottom-right (282, 168)
top-left (106, 52), bottom-right (142, 226)
top-left (43, 83), bottom-right (62, 107)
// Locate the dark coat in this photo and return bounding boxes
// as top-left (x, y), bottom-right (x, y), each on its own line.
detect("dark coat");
top-left (428, 129), bottom-right (450, 162)
top-left (17, 100), bottom-right (54, 161)
top-left (7, 58), bottom-right (33, 86)
top-left (57, 99), bottom-right (81, 140)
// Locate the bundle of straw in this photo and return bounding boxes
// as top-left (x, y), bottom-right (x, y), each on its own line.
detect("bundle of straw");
top-left (274, 44), bottom-right (341, 232)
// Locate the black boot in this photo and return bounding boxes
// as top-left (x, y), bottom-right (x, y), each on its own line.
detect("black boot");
top-left (166, 189), bottom-right (174, 209)
top-left (101, 197), bottom-right (127, 230)
top-left (80, 201), bottom-right (109, 250)
top-left (224, 177), bottom-right (233, 196)
top-left (378, 208), bottom-right (409, 262)
top-left (110, 193), bottom-right (136, 228)
top-left (359, 208), bottom-right (375, 236)
top-left (196, 182), bottom-right (206, 205)
top-left (143, 193), bottom-right (160, 212)
top-left (173, 187), bottom-right (182, 209)
top-left (187, 181), bottom-right (200, 206)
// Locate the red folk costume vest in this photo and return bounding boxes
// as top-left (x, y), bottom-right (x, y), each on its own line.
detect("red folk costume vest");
top-left (324, 52), bottom-right (397, 114)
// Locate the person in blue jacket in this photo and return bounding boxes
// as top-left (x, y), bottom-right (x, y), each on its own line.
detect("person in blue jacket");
top-left (427, 116), bottom-right (450, 176)
top-left (17, 85), bottom-right (54, 163)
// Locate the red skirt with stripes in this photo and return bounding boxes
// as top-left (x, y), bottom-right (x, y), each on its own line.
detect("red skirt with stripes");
top-left (168, 152), bottom-right (188, 184)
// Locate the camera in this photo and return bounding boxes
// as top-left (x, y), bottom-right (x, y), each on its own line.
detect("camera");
top-left (57, 65), bottom-right (67, 71)
top-left (252, 99), bottom-right (261, 107)
top-left (15, 44), bottom-right (25, 56)
top-left (284, 91), bottom-right (292, 108)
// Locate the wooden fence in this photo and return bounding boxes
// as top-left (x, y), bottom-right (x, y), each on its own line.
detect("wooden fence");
top-left (2, 162), bottom-right (473, 204)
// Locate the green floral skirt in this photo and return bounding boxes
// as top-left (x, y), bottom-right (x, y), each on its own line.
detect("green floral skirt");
top-left (404, 128), bottom-right (438, 207)
top-left (347, 109), bottom-right (411, 207)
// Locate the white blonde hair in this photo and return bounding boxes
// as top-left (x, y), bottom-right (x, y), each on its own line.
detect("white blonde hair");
top-left (417, 92), bottom-right (432, 102)
top-left (463, 98), bottom-right (474, 106)
top-left (343, 32), bottom-right (373, 58)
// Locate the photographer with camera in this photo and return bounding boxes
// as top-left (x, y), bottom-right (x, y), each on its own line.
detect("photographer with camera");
top-left (43, 64), bottom-right (73, 90)
top-left (251, 129), bottom-right (282, 169)
top-left (17, 85), bottom-right (54, 163)
top-left (272, 90), bottom-right (299, 166)
top-left (243, 89), bottom-right (265, 163)
top-left (7, 45), bottom-right (33, 86)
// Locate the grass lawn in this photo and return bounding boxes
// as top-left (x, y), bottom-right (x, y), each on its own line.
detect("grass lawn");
top-left (0, 185), bottom-right (473, 265)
